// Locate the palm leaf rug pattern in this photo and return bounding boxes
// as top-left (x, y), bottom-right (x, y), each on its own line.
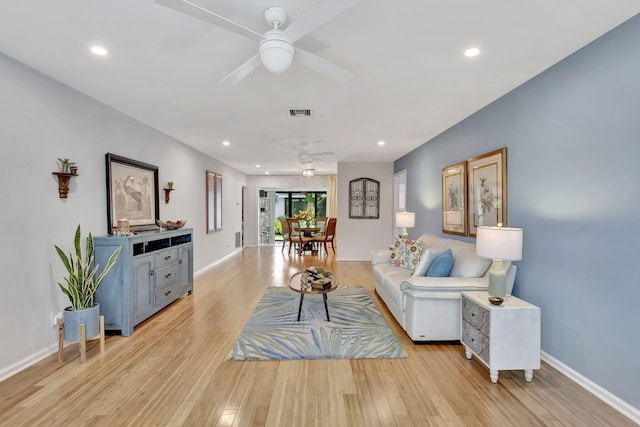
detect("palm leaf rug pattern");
top-left (227, 286), bottom-right (407, 360)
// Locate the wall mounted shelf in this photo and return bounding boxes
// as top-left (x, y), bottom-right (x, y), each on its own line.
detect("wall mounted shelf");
top-left (163, 188), bottom-right (174, 204)
top-left (52, 172), bottom-right (78, 199)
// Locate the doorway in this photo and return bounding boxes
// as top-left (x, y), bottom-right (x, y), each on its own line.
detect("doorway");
top-left (258, 190), bottom-right (327, 245)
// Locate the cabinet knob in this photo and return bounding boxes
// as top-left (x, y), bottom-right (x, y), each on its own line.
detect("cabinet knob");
top-left (165, 255), bottom-right (171, 261)
top-left (150, 270), bottom-right (154, 276)
top-left (164, 290), bottom-right (172, 296)
top-left (165, 273), bottom-right (172, 279)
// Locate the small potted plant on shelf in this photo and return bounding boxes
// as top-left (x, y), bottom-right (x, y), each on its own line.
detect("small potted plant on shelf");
top-left (55, 224), bottom-right (121, 341)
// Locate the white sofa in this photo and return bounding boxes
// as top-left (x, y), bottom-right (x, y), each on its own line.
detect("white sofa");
top-left (371, 234), bottom-right (517, 342)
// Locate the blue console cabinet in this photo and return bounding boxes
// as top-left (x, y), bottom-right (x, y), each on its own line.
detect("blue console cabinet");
top-left (94, 228), bottom-right (193, 336)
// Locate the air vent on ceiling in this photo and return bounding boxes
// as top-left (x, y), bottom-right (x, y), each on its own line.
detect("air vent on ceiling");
top-left (289, 109), bottom-right (312, 117)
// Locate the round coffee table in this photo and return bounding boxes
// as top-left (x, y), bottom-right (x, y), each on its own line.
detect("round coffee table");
top-left (288, 268), bottom-right (338, 321)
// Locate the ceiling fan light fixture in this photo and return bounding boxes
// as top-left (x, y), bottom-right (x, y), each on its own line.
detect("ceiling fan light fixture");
top-left (301, 162), bottom-right (315, 178)
top-left (259, 30), bottom-right (294, 73)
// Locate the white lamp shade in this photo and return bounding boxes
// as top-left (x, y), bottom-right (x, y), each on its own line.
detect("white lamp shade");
top-left (475, 226), bottom-right (523, 260)
top-left (395, 212), bottom-right (415, 228)
top-left (259, 30), bottom-right (294, 73)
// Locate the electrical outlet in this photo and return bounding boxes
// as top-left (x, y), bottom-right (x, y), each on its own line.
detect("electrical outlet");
top-left (51, 312), bottom-right (62, 328)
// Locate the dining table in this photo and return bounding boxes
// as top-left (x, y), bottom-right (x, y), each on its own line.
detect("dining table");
top-left (299, 226), bottom-right (321, 254)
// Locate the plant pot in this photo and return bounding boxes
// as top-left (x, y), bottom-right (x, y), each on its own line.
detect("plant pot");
top-left (63, 304), bottom-right (100, 341)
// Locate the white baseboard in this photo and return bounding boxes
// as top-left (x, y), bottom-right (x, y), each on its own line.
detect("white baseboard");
top-left (0, 343), bottom-right (58, 383)
top-left (194, 248), bottom-right (243, 277)
top-left (541, 351), bottom-right (640, 424)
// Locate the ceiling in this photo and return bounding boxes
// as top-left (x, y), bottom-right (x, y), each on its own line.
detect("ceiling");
top-left (1, 1), bottom-right (638, 176)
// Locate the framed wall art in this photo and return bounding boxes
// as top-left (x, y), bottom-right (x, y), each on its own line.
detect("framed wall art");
top-left (442, 161), bottom-right (467, 236)
top-left (206, 170), bottom-right (223, 233)
top-left (349, 177), bottom-right (380, 219)
top-left (467, 147), bottom-right (507, 237)
top-left (105, 153), bottom-right (159, 234)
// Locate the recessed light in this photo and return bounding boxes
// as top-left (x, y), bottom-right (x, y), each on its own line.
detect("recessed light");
top-left (222, 140), bottom-right (230, 146)
top-left (465, 47), bottom-right (480, 57)
top-left (91, 46), bottom-right (108, 56)
top-left (255, 164), bottom-right (261, 168)
top-left (377, 140), bottom-right (385, 146)
top-left (265, 171), bottom-right (270, 175)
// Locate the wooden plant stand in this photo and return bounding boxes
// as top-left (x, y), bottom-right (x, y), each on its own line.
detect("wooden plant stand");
top-left (57, 316), bottom-right (105, 364)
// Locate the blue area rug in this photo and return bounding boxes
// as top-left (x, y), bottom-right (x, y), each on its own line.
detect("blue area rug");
top-left (227, 286), bottom-right (407, 360)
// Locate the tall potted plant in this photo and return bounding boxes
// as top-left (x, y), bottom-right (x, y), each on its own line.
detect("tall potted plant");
top-left (55, 224), bottom-right (121, 341)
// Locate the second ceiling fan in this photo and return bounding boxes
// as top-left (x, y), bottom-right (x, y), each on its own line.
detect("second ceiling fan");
top-left (156, 0), bottom-right (363, 84)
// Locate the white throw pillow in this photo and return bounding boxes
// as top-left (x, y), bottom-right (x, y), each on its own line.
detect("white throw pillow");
top-left (450, 250), bottom-right (492, 278)
top-left (412, 248), bottom-right (446, 277)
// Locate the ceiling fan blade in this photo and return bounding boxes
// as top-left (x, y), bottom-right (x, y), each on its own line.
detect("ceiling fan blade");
top-left (156, 0), bottom-right (263, 41)
top-left (295, 49), bottom-right (354, 82)
top-left (308, 151), bottom-right (336, 157)
top-left (218, 53), bottom-right (262, 85)
top-left (283, 0), bottom-right (364, 43)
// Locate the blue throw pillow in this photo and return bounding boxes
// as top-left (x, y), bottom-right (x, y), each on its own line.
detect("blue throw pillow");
top-left (426, 249), bottom-right (453, 277)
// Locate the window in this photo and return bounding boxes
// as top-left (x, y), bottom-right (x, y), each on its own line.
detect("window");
top-left (276, 191), bottom-right (327, 218)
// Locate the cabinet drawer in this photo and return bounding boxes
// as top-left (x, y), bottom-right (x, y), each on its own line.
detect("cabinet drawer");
top-left (155, 248), bottom-right (178, 269)
top-left (155, 264), bottom-right (179, 289)
top-left (462, 321), bottom-right (490, 364)
top-left (155, 282), bottom-right (180, 307)
top-left (462, 295), bottom-right (490, 335)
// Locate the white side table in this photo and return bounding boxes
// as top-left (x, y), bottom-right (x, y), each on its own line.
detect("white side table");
top-left (461, 291), bottom-right (540, 383)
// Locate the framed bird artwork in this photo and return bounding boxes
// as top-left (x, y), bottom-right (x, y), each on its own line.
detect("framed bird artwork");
top-left (106, 153), bottom-right (159, 234)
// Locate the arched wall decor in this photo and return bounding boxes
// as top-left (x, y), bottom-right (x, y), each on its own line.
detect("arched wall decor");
top-left (349, 177), bottom-right (380, 219)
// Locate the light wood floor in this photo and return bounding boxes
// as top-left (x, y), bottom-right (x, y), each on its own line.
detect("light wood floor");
top-left (0, 246), bottom-right (634, 426)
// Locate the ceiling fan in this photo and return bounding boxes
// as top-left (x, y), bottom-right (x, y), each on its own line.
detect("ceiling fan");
top-left (156, 0), bottom-right (363, 84)
top-left (284, 142), bottom-right (335, 176)
top-left (294, 142), bottom-right (336, 165)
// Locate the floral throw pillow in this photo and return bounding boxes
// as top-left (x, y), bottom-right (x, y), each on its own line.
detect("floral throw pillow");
top-left (389, 238), bottom-right (424, 273)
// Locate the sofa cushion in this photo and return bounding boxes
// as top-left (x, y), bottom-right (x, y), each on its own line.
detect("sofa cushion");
top-left (373, 263), bottom-right (412, 310)
top-left (449, 243), bottom-right (492, 278)
top-left (389, 238), bottom-right (424, 273)
top-left (417, 234), bottom-right (452, 251)
top-left (371, 249), bottom-right (392, 265)
top-left (426, 249), bottom-right (453, 277)
top-left (412, 248), bottom-right (446, 277)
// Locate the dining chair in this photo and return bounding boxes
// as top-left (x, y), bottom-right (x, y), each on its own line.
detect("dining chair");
top-left (287, 218), bottom-right (313, 255)
top-left (314, 217), bottom-right (328, 236)
top-left (313, 217), bottom-right (336, 254)
top-left (280, 217), bottom-right (291, 254)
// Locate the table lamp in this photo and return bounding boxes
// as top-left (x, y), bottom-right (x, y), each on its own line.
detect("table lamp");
top-left (395, 211), bottom-right (415, 238)
top-left (475, 225), bottom-right (523, 304)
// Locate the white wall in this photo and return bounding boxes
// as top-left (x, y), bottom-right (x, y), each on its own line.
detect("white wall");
top-left (336, 162), bottom-right (394, 260)
top-left (244, 174), bottom-right (328, 247)
top-left (0, 53), bottom-right (246, 380)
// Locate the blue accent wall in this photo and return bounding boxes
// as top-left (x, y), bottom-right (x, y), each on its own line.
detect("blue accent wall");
top-left (395, 15), bottom-right (640, 408)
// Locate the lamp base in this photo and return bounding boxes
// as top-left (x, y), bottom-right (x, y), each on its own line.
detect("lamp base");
top-left (488, 259), bottom-right (507, 304)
